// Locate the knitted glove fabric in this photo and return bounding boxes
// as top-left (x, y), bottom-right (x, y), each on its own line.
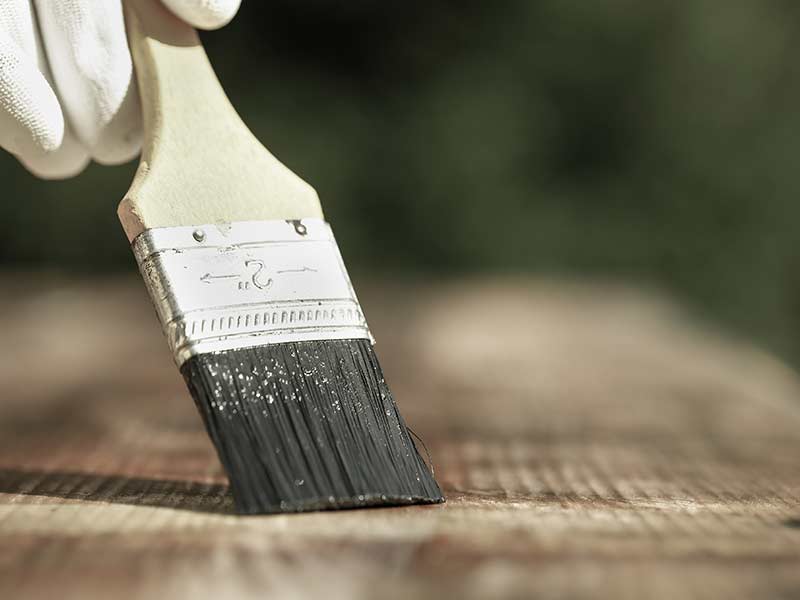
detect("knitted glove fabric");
top-left (0, 0), bottom-right (240, 179)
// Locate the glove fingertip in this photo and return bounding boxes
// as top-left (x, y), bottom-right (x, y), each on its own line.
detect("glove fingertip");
top-left (92, 136), bottom-right (142, 166)
top-left (19, 152), bottom-right (90, 180)
top-left (0, 39), bottom-right (65, 154)
top-left (90, 77), bottom-right (143, 166)
top-left (162, 0), bottom-right (242, 30)
top-left (16, 129), bottom-right (91, 180)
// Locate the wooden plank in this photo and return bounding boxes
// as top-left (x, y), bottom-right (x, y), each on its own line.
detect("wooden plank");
top-left (0, 275), bottom-right (798, 599)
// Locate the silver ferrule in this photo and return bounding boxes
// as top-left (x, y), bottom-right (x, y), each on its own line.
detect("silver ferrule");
top-left (132, 218), bottom-right (373, 366)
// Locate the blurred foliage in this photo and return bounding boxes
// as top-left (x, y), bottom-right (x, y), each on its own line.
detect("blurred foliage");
top-left (2, 0), bottom-right (800, 361)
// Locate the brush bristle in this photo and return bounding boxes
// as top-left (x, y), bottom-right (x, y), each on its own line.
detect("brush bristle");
top-left (180, 338), bottom-right (444, 514)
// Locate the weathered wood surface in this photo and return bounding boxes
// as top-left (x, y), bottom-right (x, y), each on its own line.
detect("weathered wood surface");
top-left (0, 275), bottom-right (798, 599)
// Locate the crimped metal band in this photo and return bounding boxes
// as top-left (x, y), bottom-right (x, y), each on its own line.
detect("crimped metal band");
top-left (132, 218), bottom-right (372, 366)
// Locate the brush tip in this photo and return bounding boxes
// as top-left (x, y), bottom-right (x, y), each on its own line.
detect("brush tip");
top-left (182, 339), bottom-right (444, 514)
top-left (237, 493), bottom-right (444, 516)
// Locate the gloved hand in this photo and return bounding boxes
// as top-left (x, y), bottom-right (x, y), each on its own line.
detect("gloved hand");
top-left (0, 0), bottom-right (240, 179)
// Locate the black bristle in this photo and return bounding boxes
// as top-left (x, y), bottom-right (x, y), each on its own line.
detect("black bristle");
top-left (180, 338), bottom-right (444, 514)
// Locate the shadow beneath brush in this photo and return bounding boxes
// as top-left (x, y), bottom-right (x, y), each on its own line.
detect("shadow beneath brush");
top-left (0, 468), bottom-right (235, 515)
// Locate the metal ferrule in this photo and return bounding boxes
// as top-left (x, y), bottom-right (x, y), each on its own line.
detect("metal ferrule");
top-left (132, 218), bottom-right (373, 366)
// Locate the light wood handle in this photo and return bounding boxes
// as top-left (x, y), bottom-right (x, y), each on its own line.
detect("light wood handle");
top-left (118, 0), bottom-right (323, 241)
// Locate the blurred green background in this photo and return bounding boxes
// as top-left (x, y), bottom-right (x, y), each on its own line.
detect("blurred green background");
top-left (2, 0), bottom-right (800, 362)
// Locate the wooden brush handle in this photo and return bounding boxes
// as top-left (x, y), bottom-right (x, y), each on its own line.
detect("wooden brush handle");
top-left (119, 0), bottom-right (323, 241)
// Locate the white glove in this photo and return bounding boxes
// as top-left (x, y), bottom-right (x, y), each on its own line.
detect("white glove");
top-left (0, 0), bottom-right (241, 179)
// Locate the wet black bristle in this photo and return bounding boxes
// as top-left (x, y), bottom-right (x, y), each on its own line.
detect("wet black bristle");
top-left (180, 338), bottom-right (444, 514)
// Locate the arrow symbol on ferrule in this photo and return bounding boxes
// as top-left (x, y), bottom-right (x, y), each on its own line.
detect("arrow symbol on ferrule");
top-left (277, 266), bottom-right (318, 274)
top-left (200, 273), bottom-right (239, 284)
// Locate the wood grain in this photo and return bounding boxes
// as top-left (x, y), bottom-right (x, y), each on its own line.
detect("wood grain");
top-left (0, 275), bottom-right (798, 599)
top-left (118, 0), bottom-right (322, 241)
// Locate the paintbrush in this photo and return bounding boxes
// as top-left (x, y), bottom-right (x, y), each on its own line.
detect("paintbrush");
top-left (119, 0), bottom-right (443, 514)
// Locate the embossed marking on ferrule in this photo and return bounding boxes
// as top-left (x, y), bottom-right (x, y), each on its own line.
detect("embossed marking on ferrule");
top-left (131, 218), bottom-right (372, 366)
